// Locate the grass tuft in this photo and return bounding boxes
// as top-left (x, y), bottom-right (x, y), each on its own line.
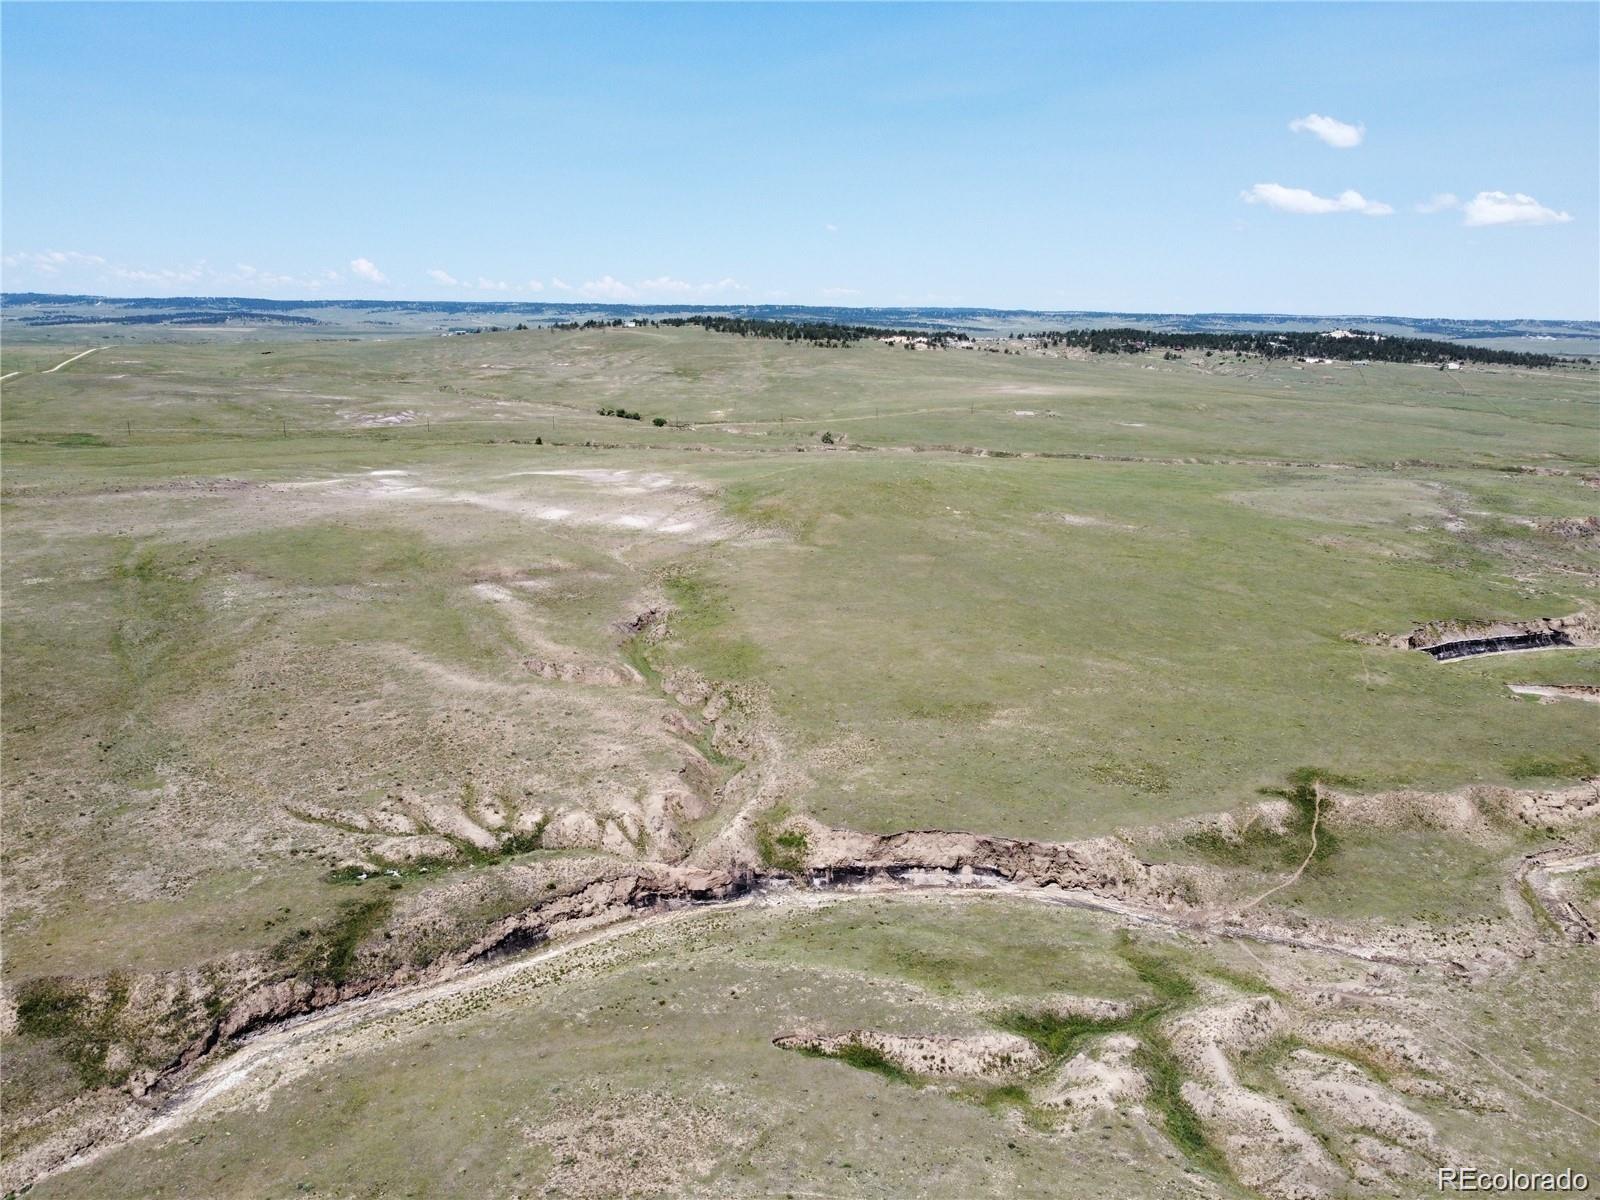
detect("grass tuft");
top-left (14, 974), bottom-right (133, 1088)
top-left (1134, 1034), bottom-right (1228, 1176)
top-left (755, 807), bottom-right (809, 874)
top-left (795, 1039), bottom-right (918, 1086)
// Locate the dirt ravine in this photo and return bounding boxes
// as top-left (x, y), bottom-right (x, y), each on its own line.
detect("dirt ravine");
top-left (24, 876), bottom-right (1420, 1189)
top-left (42, 849), bottom-right (1599, 1197)
top-left (25, 773), bottom-right (1599, 1193)
top-left (1515, 847), bottom-right (1600, 944)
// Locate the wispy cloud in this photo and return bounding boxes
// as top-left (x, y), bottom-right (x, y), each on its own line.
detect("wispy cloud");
top-left (1, 251), bottom-right (364, 293)
top-left (820, 286), bottom-right (861, 297)
top-left (637, 275), bottom-right (743, 296)
top-left (1460, 191), bottom-right (1572, 227)
top-left (578, 275), bottom-right (637, 301)
top-left (227, 264), bottom-right (310, 288)
top-left (111, 262), bottom-right (208, 286)
top-left (428, 268), bottom-right (543, 293)
top-left (350, 257), bottom-right (387, 284)
top-left (824, 223), bottom-right (838, 233)
top-left (1414, 193), bottom-right (1459, 214)
top-left (1241, 182), bottom-right (1392, 216)
top-left (570, 275), bottom-right (745, 301)
top-left (1288, 113), bottom-right (1364, 149)
top-left (1, 249), bottom-right (108, 275)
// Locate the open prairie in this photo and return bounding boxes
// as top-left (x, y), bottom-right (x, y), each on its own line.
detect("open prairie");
top-left (3, 324), bottom-right (1597, 1198)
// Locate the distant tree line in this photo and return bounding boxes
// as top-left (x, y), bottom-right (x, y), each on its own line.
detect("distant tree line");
top-left (539, 315), bottom-right (1576, 367)
top-left (657, 315), bottom-right (972, 348)
top-left (1010, 328), bottom-right (1565, 368)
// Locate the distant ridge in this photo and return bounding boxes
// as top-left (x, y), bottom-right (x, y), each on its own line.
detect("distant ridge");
top-left (4, 292), bottom-right (1597, 351)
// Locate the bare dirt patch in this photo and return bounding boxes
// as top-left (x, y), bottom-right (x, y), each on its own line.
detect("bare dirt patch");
top-left (773, 1029), bottom-right (1045, 1080)
top-left (521, 1086), bottom-right (758, 1199)
top-left (1508, 684), bottom-right (1600, 704)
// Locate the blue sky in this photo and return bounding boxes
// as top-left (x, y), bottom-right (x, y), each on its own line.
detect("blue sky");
top-left (3, 3), bottom-right (1595, 317)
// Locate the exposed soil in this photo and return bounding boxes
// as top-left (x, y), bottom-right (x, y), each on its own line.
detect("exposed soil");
top-left (6, 556), bottom-right (1597, 1195)
top-left (1362, 611), bottom-right (1599, 658)
top-left (773, 1029), bottom-right (1046, 1080)
top-left (1508, 683), bottom-right (1600, 704)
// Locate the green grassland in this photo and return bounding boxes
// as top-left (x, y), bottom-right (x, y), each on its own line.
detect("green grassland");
top-left (26, 899), bottom-right (1598, 1200)
top-left (25, 902), bottom-right (1228, 1200)
top-left (2, 324), bottom-right (1597, 1195)
top-left (658, 452), bottom-right (1597, 839)
top-left (3, 326), bottom-right (1595, 964)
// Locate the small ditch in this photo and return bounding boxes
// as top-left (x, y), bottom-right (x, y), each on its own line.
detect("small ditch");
top-left (1421, 631), bottom-right (1573, 661)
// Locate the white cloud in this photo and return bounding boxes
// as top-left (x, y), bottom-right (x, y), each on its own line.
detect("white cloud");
top-left (429, 268), bottom-right (543, 292)
top-left (111, 262), bottom-right (208, 286)
top-left (825, 223), bottom-right (838, 233)
top-left (550, 278), bottom-right (572, 291)
top-left (3, 251), bottom-right (388, 295)
top-left (1288, 113), bottom-right (1364, 149)
top-left (1, 249), bottom-right (109, 275)
top-left (637, 276), bottom-right (695, 295)
top-left (350, 257), bottom-right (387, 284)
top-left (1461, 190), bottom-right (1572, 227)
top-left (1241, 182), bottom-right (1392, 216)
top-left (820, 286), bottom-right (861, 298)
top-left (1415, 192), bottom-right (1459, 214)
top-left (635, 275), bottom-right (744, 297)
top-left (226, 264), bottom-right (303, 288)
top-left (578, 275), bottom-right (638, 301)
top-left (567, 274), bottom-right (744, 301)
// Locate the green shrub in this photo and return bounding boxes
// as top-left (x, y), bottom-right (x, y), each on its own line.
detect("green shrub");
top-left (14, 975), bottom-right (133, 1088)
top-left (281, 896), bottom-right (393, 985)
top-left (756, 811), bottom-right (808, 873)
top-left (795, 1040), bottom-right (916, 1086)
top-left (997, 1009), bottom-right (1122, 1059)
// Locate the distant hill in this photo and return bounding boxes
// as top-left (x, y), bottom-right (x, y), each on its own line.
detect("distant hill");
top-left (4, 292), bottom-right (1597, 355)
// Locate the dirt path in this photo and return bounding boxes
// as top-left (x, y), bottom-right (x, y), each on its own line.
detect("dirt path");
top-left (1231, 784), bottom-right (1322, 916)
top-left (1417, 1015), bottom-right (1600, 1131)
top-left (41, 346), bottom-right (102, 374)
top-left (43, 873), bottom-right (1435, 1184)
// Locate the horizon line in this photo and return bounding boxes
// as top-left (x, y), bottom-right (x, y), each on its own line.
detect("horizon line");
top-left (4, 291), bottom-right (1598, 327)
